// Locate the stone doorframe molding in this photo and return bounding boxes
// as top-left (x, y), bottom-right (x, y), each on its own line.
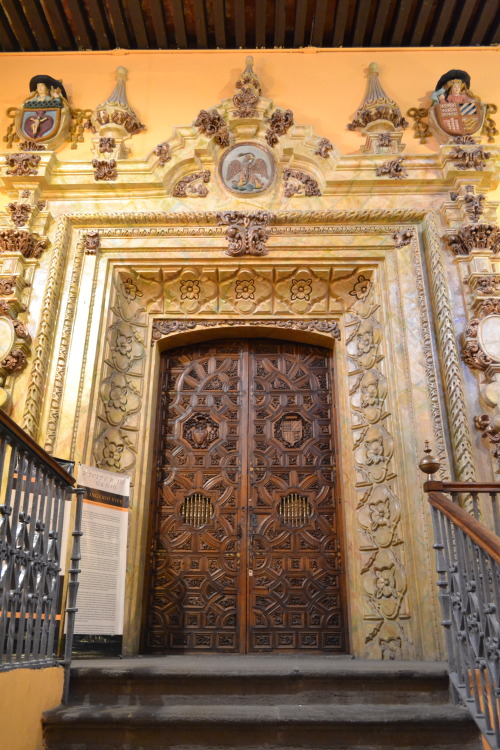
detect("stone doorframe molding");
top-left (14, 208), bottom-right (475, 661)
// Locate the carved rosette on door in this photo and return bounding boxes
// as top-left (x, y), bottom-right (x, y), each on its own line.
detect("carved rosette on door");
top-left (145, 339), bottom-right (345, 653)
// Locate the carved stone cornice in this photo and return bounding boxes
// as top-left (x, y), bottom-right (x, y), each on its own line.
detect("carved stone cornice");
top-left (0, 229), bottom-right (47, 259)
top-left (283, 169), bottom-right (321, 197)
top-left (7, 203), bottom-right (31, 227)
top-left (5, 153), bottom-right (40, 176)
top-left (194, 109), bottom-right (229, 147)
top-left (217, 210), bottom-right (274, 256)
top-left (172, 170), bottom-right (211, 198)
top-left (447, 223), bottom-right (500, 256)
top-left (265, 109), bottom-right (294, 147)
top-left (151, 318), bottom-right (341, 344)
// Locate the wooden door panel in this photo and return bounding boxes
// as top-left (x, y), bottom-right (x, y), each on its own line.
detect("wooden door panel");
top-left (145, 339), bottom-right (345, 653)
top-left (247, 343), bottom-right (344, 652)
top-left (146, 343), bottom-right (245, 652)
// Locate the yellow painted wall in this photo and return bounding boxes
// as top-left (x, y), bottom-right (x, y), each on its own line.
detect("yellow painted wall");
top-left (0, 47), bottom-right (498, 162)
top-left (0, 666), bottom-right (63, 750)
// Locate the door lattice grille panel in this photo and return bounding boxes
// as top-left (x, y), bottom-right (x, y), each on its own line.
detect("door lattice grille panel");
top-left (145, 339), bottom-right (345, 654)
top-left (180, 493), bottom-right (214, 527)
top-left (277, 493), bottom-right (311, 528)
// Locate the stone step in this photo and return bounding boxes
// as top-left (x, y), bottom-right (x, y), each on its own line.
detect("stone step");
top-left (67, 656), bottom-right (452, 706)
top-left (42, 702), bottom-right (483, 750)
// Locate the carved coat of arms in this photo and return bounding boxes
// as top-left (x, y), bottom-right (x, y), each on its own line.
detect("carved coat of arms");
top-left (429, 69), bottom-right (485, 142)
top-left (13, 75), bottom-right (72, 148)
top-left (274, 412), bottom-right (310, 448)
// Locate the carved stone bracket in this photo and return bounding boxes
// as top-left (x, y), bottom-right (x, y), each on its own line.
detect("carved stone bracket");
top-left (92, 159), bottom-right (117, 182)
top-left (265, 109), bottom-right (294, 147)
top-left (447, 223), bottom-right (500, 256)
top-left (7, 203), bottom-right (31, 227)
top-left (173, 170), bottom-right (211, 198)
top-left (283, 169), bottom-right (321, 197)
top-left (375, 157), bottom-right (407, 179)
top-left (449, 145), bottom-right (491, 171)
top-left (151, 318), bottom-right (341, 345)
top-left (194, 109), bottom-right (229, 147)
top-left (84, 231), bottom-right (100, 255)
top-left (5, 153), bottom-right (40, 176)
top-left (0, 229), bottom-right (47, 259)
top-left (450, 185), bottom-right (485, 223)
top-left (217, 210), bottom-right (274, 256)
top-left (153, 141), bottom-right (172, 167)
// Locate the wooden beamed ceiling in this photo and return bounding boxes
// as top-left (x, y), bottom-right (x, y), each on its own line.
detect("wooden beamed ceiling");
top-left (0, 0), bottom-right (498, 52)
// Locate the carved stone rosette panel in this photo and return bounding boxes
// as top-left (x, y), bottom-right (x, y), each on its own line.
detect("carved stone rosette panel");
top-left (346, 275), bottom-right (414, 659)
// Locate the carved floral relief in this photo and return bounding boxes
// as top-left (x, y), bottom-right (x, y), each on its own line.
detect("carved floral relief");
top-left (346, 274), bottom-right (413, 659)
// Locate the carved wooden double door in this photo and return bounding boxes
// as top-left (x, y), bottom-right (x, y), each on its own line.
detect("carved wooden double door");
top-left (145, 339), bottom-right (345, 653)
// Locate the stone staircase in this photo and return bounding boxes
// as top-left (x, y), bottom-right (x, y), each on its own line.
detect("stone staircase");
top-left (43, 655), bottom-right (483, 750)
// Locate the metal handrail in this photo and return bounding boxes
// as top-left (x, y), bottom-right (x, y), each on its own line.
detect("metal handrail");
top-left (421, 459), bottom-right (500, 750)
top-left (0, 409), bottom-right (83, 702)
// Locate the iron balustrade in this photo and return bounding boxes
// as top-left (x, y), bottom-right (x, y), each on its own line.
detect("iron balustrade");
top-left (0, 409), bottom-right (83, 700)
top-left (422, 476), bottom-right (500, 750)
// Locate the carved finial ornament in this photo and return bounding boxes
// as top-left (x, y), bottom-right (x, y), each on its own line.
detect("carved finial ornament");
top-left (348, 63), bottom-right (407, 133)
top-left (233, 56), bottom-right (262, 118)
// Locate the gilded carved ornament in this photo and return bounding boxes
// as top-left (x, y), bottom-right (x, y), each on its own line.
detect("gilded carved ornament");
top-left (348, 63), bottom-right (407, 155)
top-left (407, 69), bottom-right (497, 145)
top-left (6, 203), bottom-right (31, 228)
top-left (5, 153), bottom-right (41, 176)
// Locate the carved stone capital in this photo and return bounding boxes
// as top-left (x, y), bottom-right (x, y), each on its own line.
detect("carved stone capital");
top-left (0, 229), bottom-right (47, 259)
top-left (217, 210), bottom-right (274, 256)
top-left (447, 223), bottom-right (500, 256)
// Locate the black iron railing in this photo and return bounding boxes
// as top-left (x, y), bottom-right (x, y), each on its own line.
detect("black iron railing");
top-left (0, 409), bottom-right (83, 700)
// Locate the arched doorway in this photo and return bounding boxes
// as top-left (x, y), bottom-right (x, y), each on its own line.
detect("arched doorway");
top-left (143, 338), bottom-right (346, 653)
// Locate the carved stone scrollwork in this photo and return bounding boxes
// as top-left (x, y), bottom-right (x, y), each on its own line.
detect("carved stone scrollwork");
top-left (447, 224), bottom-right (500, 256)
top-left (449, 145), bottom-right (491, 171)
top-left (154, 141), bottom-right (172, 167)
top-left (283, 169), bottom-right (321, 197)
top-left (84, 231), bottom-right (100, 255)
top-left (19, 140), bottom-right (45, 151)
top-left (92, 159), bottom-right (117, 181)
top-left (232, 56), bottom-right (261, 118)
top-left (461, 300), bottom-right (500, 372)
top-left (217, 210), bottom-right (273, 256)
top-left (314, 138), bottom-right (333, 158)
top-left (392, 230), bottom-right (413, 249)
top-left (0, 229), bottom-right (47, 259)
top-left (194, 109), bottom-right (230, 147)
top-left (265, 109), bottom-right (294, 147)
top-left (173, 170), bottom-right (211, 198)
top-left (151, 318), bottom-right (341, 344)
top-left (7, 203), bottom-right (31, 227)
top-left (0, 300), bottom-right (31, 380)
top-left (5, 153), bottom-right (40, 176)
top-left (474, 415), bottom-right (500, 468)
top-left (98, 137), bottom-right (115, 154)
top-left (375, 158), bottom-right (407, 179)
top-left (450, 185), bottom-right (485, 223)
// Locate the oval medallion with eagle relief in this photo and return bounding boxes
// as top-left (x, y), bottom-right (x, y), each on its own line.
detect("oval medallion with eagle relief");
top-left (219, 142), bottom-right (275, 195)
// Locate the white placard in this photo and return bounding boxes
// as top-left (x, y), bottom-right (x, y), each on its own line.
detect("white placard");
top-left (73, 465), bottom-right (130, 636)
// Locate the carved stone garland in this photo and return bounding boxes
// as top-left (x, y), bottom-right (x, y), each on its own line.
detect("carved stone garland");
top-left (346, 275), bottom-right (414, 659)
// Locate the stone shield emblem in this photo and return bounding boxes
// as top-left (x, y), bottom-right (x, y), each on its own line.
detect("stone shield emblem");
top-left (18, 106), bottom-right (61, 142)
top-left (434, 99), bottom-right (485, 137)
